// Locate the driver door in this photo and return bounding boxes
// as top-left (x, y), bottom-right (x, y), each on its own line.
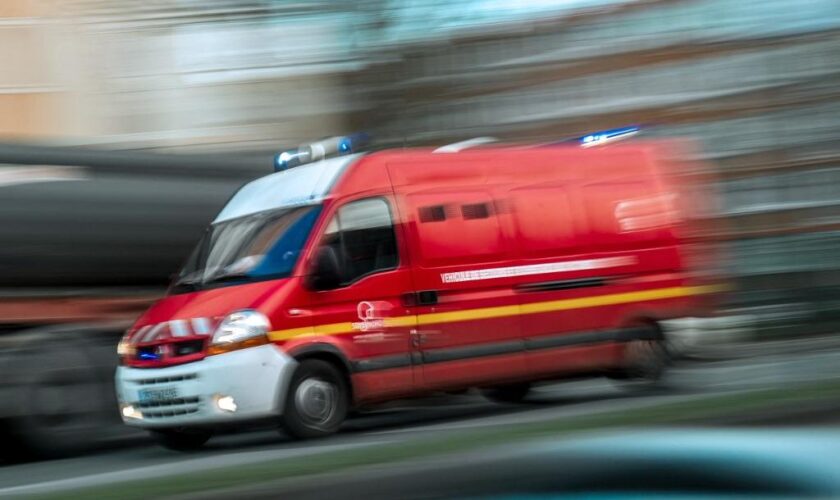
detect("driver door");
top-left (303, 196), bottom-right (418, 403)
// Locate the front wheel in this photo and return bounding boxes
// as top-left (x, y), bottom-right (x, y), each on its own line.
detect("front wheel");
top-left (150, 428), bottom-right (212, 451)
top-left (281, 360), bottom-right (349, 439)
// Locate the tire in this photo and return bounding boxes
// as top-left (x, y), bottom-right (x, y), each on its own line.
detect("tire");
top-left (5, 334), bottom-right (120, 459)
top-left (610, 332), bottom-right (670, 390)
top-left (281, 359), bottom-right (349, 439)
top-left (150, 428), bottom-right (212, 451)
top-left (481, 382), bottom-right (531, 403)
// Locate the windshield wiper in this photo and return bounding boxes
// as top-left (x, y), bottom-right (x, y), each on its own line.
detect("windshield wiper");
top-left (169, 267), bottom-right (214, 292)
top-left (169, 273), bottom-right (250, 293)
top-left (169, 277), bottom-right (202, 293)
top-left (202, 270), bottom-right (254, 285)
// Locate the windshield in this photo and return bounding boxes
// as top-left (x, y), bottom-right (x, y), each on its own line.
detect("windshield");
top-left (171, 204), bottom-right (322, 293)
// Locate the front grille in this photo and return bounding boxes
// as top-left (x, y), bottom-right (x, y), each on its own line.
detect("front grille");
top-left (143, 407), bottom-right (200, 419)
top-left (131, 373), bottom-right (198, 386)
top-left (136, 397), bottom-right (200, 409)
top-left (131, 338), bottom-right (207, 365)
top-left (136, 396), bottom-right (202, 419)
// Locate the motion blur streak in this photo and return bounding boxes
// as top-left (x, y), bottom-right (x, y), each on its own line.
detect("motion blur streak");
top-left (1, 0), bottom-right (840, 499)
top-left (0, 166), bottom-right (86, 187)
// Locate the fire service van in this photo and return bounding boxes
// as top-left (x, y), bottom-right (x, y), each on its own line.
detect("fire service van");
top-left (116, 131), bottom-right (718, 450)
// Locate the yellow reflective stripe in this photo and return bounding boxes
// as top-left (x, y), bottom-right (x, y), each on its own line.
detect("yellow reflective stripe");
top-left (519, 285), bottom-right (716, 315)
top-left (267, 284), bottom-right (723, 342)
top-left (269, 326), bottom-right (316, 341)
top-left (417, 304), bottom-right (520, 326)
top-left (314, 322), bottom-right (355, 336)
top-left (267, 322), bottom-right (357, 341)
top-left (384, 316), bottom-right (417, 328)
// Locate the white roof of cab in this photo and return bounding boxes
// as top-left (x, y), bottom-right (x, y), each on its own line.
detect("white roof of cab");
top-left (213, 154), bottom-right (360, 223)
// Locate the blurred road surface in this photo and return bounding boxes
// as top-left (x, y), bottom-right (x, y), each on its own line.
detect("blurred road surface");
top-left (3, 343), bottom-right (840, 496)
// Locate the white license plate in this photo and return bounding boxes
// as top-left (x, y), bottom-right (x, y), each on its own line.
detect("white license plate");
top-left (138, 387), bottom-right (178, 403)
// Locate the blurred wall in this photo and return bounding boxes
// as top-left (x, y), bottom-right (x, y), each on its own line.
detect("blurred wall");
top-left (0, 0), bottom-right (84, 138)
top-left (3, 0), bottom-right (840, 333)
top-left (360, 0), bottom-right (840, 330)
top-left (0, 0), bottom-right (369, 151)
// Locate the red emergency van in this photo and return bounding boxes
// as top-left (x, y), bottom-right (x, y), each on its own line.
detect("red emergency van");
top-left (115, 137), bottom-right (717, 450)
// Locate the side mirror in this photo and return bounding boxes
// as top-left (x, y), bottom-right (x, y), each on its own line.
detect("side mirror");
top-left (305, 246), bottom-right (342, 291)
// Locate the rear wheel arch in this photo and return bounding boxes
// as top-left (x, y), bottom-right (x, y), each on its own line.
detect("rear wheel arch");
top-left (619, 314), bottom-right (666, 341)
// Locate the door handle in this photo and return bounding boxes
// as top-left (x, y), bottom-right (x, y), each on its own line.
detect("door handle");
top-left (410, 328), bottom-right (425, 347)
top-left (401, 291), bottom-right (439, 307)
top-left (410, 328), bottom-right (442, 346)
top-left (417, 290), bottom-right (438, 305)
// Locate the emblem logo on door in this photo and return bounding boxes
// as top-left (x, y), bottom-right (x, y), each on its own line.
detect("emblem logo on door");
top-left (357, 301), bottom-right (376, 321)
top-left (352, 301), bottom-right (387, 331)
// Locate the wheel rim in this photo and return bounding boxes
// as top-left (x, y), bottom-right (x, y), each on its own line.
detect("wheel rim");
top-left (625, 339), bottom-right (666, 379)
top-left (294, 378), bottom-right (338, 425)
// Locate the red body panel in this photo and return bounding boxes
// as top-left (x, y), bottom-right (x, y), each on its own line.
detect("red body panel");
top-left (121, 142), bottom-right (713, 406)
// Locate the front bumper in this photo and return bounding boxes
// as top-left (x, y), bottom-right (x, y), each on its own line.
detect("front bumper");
top-left (115, 344), bottom-right (297, 428)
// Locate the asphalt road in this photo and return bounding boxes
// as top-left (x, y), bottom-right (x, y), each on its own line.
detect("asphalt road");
top-left (3, 341), bottom-right (840, 496)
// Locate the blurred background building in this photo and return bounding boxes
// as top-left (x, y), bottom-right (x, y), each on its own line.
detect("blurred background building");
top-left (361, 0), bottom-right (840, 336)
top-left (0, 0), bottom-right (370, 149)
top-left (2, 0), bottom-right (840, 333)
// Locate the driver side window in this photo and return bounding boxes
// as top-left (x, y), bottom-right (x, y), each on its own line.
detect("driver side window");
top-left (321, 198), bottom-right (398, 285)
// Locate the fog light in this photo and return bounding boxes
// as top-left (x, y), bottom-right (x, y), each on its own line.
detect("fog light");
top-left (121, 404), bottom-right (143, 420)
top-left (214, 395), bottom-right (237, 413)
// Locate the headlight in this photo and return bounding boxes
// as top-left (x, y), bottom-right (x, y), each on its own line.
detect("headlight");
top-left (208, 310), bottom-right (271, 356)
top-left (117, 338), bottom-right (135, 357)
top-left (117, 329), bottom-right (137, 360)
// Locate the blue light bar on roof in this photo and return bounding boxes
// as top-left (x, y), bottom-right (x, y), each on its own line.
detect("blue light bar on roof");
top-left (274, 149), bottom-right (309, 171)
top-left (273, 133), bottom-right (370, 172)
top-left (578, 125), bottom-right (640, 148)
top-left (336, 132), bottom-right (369, 154)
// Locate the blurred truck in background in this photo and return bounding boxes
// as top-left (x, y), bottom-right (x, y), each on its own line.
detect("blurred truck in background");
top-left (0, 143), bottom-right (267, 458)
